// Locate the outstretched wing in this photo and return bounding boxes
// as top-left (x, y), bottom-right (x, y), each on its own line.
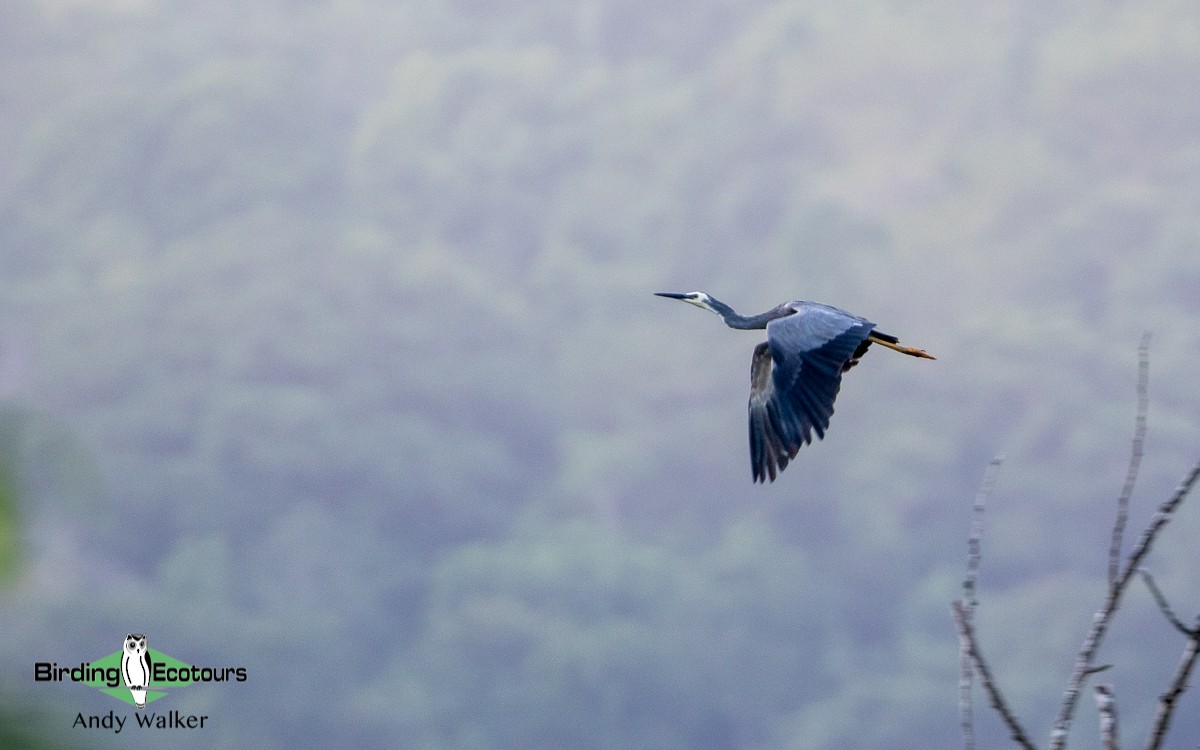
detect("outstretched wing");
top-left (748, 304), bottom-right (875, 482)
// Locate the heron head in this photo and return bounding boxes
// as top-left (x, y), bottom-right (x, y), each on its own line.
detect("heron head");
top-left (654, 291), bottom-right (716, 313)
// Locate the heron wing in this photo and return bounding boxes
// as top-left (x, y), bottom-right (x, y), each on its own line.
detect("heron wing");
top-left (749, 342), bottom-right (789, 483)
top-left (747, 304), bottom-right (875, 482)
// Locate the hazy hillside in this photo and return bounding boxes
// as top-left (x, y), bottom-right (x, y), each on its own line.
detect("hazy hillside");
top-left (2, 1), bottom-right (1199, 748)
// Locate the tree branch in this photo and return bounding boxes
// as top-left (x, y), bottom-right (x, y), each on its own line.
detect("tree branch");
top-left (958, 636), bottom-right (976, 750)
top-left (952, 600), bottom-right (1037, 750)
top-left (1094, 683), bottom-right (1118, 750)
top-left (963, 456), bottom-right (1002, 612)
top-left (1108, 332), bottom-right (1150, 589)
top-left (1144, 615), bottom-right (1200, 750)
top-left (1050, 457), bottom-right (1200, 750)
top-left (958, 457), bottom-right (1002, 750)
top-left (1137, 569), bottom-right (1194, 637)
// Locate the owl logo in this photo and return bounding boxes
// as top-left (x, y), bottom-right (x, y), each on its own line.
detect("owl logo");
top-left (120, 634), bottom-right (152, 709)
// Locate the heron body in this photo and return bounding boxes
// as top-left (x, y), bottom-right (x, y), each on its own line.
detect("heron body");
top-left (655, 291), bottom-right (935, 483)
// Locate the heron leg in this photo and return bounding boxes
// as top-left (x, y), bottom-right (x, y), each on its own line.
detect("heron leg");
top-left (867, 334), bottom-right (936, 360)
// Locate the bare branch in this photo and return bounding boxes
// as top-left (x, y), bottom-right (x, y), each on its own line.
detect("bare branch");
top-left (964, 456), bottom-right (1003, 612)
top-left (1051, 456), bottom-right (1200, 750)
top-left (1121, 457), bottom-right (1200, 586)
top-left (1145, 616), bottom-right (1200, 750)
top-left (1094, 683), bottom-right (1119, 750)
top-left (958, 457), bottom-right (1002, 750)
top-left (958, 637), bottom-right (976, 750)
top-left (1108, 332), bottom-right (1150, 589)
top-left (952, 600), bottom-right (1037, 750)
top-left (1138, 569), bottom-right (1195, 637)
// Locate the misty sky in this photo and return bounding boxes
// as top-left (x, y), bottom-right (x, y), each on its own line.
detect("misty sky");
top-left (2, 1), bottom-right (1199, 748)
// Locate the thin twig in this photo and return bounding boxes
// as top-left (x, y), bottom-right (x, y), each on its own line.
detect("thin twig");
top-left (1120, 457), bottom-right (1200, 586)
top-left (1094, 683), bottom-right (1119, 750)
top-left (1051, 457), bottom-right (1200, 750)
top-left (958, 634), bottom-right (976, 750)
top-left (1108, 332), bottom-right (1150, 589)
top-left (1145, 615), bottom-right (1200, 750)
top-left (1138, 569), bottom-right (1195, 637)
top-left (952, 600), bottom-right (1038, 750)
top-left (964, 457), bottom-right (1003, 611)
top-left (958, 456), bottom-right (1003, 750)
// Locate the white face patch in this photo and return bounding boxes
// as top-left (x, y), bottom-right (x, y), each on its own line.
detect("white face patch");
top-left (684, 292), bottom-right (711, 310)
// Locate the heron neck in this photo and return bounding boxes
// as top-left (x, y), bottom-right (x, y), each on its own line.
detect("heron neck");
top-left (725, 313), bottom-right (777, 330)
top-left (709, 299), bottom-right (779, 329)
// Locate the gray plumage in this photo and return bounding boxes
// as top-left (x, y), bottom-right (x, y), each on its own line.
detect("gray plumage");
top-left (655, 291), bottom-right (935, 482)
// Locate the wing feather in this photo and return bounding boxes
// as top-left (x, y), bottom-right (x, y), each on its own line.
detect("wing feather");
top-left (747, 304), bottom-right (876, 482)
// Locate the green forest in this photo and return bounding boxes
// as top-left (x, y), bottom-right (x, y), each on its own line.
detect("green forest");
top-left (2, 0), bottom-right (1199, 747)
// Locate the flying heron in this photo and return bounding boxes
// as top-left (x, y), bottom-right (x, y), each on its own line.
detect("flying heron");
top-left (655, 291), bottom-right (935, 482)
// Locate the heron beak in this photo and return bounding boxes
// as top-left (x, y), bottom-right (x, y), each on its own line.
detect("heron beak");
top-left (654, 292), bottom-right (689, 300)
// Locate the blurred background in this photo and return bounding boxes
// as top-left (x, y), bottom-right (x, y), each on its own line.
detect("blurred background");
top-left (2, 0), bottom-right (1199, 748)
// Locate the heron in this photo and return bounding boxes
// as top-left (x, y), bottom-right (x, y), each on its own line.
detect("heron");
top-left (655, 291), bottom-right (935, 482)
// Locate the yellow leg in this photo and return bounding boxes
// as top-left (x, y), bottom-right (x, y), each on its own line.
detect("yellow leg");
top-left (869, 334), bottom-right (937, 360)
